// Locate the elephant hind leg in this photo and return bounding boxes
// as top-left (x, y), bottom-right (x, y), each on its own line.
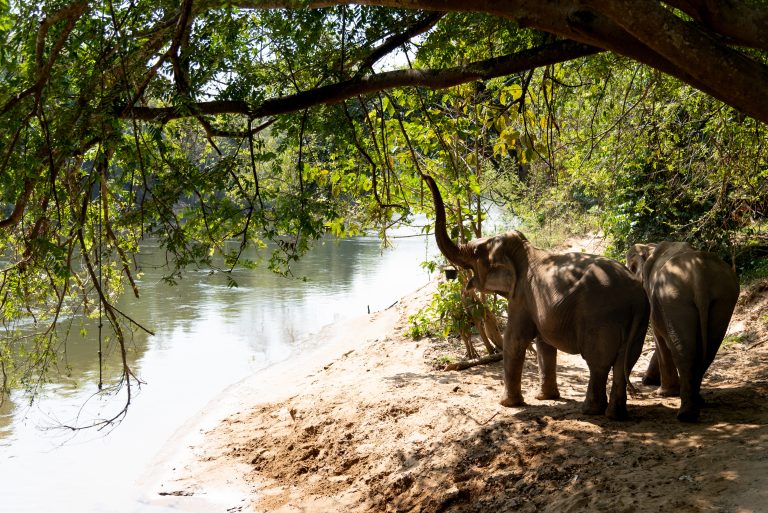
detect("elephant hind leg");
top-left (677, 392), bottom-right (701, 422)
top-left (676, 347), bottom-right (703, 423)
top-left (654, 332), bottom-right (681, 397)
top-left (677, 297), bottom-right (736, 421)
top-left (701, 297), bottom-right (737, 374)
top-left (582, 364), bottom-right (609, 416)
top-left (606, 352), bottom-right (630, 421)
top-left (677, 351), bottom-right (708, 422)
top-left (642, 350), bottom-right (662, 386)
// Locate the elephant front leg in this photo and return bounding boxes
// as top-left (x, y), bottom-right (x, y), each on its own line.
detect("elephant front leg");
top-left (535, 338), bottom-right (560, 400)
top-left (500, 337), bottom-right (530, 407)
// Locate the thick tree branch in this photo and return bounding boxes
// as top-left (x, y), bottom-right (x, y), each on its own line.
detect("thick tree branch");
top-left (662, 0), bottom-right (768, 50)
top-left (120, 39), bottom-right (600, 123)
top-left (586, 0), bottom-right (768, 123)
top-left (215, 0), bottom-right (768, 54)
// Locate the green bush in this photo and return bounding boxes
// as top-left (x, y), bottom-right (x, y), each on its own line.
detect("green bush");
top-left (407, 278), bottom-right (505, 340)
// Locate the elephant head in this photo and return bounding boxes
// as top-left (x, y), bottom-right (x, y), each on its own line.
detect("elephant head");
top-left (626, 241), bottom-right (696, 287)
top-left (421, 174), bottom-right (523, 298)
top-left (626, 243), bottom-right (656, 276)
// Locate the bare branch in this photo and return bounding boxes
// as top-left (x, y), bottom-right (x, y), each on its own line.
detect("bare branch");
top-left (356, 11), bottom-right (446, 74)
top-left (0, 179), bottom-right (35, 230)
top-left (35, 0), bottom-right (89, 70)
top-left (170, 0), bottom-right (195, 93)
top-left (1, 0), bottom-right (87, 115)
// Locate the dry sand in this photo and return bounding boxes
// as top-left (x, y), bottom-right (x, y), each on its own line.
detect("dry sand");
top-left (145, 250), bottom-right (768, 513)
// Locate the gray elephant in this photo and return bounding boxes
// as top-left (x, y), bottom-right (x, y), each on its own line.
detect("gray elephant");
top-left (423, 174), bottom-right (650, 420)
top-left (626, 241), bottom-right (740, 422)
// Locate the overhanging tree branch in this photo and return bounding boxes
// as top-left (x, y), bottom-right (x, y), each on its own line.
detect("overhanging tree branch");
top-left (120, 39), bottom-right (600, 123)
top-left (662, 0), bottom-right (768, 50)
top-left (585, 0), bottom-right (768, 124)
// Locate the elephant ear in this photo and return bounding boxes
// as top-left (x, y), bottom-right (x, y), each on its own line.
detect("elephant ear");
top-left (485, 237), bottom-right (520, 298)
top-left (639, 243), bottom-right (662, 288)
top-left (627, 243), bottom-right (656, 277)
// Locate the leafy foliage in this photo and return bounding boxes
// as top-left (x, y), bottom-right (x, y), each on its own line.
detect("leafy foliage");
top-left (407, 278), bottom-right (505, 341)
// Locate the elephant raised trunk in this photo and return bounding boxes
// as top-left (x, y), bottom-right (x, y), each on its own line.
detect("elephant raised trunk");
top-left (421, 174), bottom-right (474, 269)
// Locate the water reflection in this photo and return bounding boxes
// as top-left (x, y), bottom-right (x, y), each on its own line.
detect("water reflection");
top-left (0, 234), bottom-right (435, 513)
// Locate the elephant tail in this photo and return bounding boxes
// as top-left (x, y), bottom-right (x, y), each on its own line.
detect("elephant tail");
top-left (692, 270), bottom-right (715, 370)
top-left (625, 297), bottom-right (651, 397)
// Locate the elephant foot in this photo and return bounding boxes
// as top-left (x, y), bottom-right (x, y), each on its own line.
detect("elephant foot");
top-left (642, 374), bottom-right (661, 387)
top-left (536, 389), bottom-right (561, 401)
top-left (654, 386), bottom-right (680, 398)
top-left (581, 400), bottom-right (607, 416)
top-left (500, 395), bottom-right (526, 407)
top-left (677, 407), bottom-right (700, 423)
top-left (606, 403), bottom-right (629, 421)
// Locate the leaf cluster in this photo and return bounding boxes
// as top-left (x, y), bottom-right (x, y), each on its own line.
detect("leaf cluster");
top-left (407, 278), bottom-right (505, 340)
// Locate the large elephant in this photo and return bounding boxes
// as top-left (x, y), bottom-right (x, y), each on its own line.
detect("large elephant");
top-left (626, 241), bottom-right (740, 422)
top-left (423, 174), bottom-right (650, 420)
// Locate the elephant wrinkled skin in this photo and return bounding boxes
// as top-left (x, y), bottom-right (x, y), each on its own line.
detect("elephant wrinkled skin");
top-left (423, 174), bottom-right (650, 420)
top-left (626, 241), bottom-right (740, 422)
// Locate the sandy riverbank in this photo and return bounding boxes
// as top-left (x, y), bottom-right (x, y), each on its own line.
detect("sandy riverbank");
top-left (144, 267), bottom-right (768, 513)
top-left (139, 293), bottom-right (410, 511)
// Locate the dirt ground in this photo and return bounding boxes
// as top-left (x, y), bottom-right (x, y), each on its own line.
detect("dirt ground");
top-left (151, 242), bottom-right (768, 513)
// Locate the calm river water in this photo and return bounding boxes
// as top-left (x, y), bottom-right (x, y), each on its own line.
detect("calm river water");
top-left (0, 233), bottom-right (435, 513)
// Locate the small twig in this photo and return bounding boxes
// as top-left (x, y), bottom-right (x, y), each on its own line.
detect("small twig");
top-left (457, 406), bottom-right (501, 426)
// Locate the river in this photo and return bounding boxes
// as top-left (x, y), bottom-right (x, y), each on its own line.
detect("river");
top-left (0, 233), bottom-right (435, 513)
